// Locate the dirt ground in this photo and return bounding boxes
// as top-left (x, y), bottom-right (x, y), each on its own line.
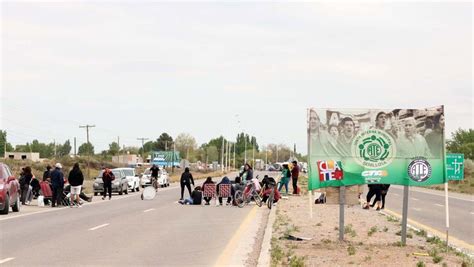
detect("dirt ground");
top-left (271, 194), bottom-right (473, 267)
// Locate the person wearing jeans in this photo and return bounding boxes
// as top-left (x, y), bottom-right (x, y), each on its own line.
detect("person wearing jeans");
top-left (278, 164), bottom-right (291, 195)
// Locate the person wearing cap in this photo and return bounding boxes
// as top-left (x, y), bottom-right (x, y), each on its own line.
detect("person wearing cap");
top-left (51, 163), bottom-right (65, 207)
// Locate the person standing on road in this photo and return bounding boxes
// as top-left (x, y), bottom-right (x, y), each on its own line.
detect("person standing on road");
top-left (150, 164), bottom-right (160, 189)
top-left (291, 161), bottom-right (300, 195)
top-left (68, 163), bottom-right (84, 207)
top-left (180, 167), bottom-right (194, 200)
top-left (51, 163), bottom-right (65, 207)
top-left (20, 166), bottom-right (33, 205)
top-left (278, 164), bottom-right (291, 195)
top-left (101, 167), bottom-right (115, 200)
top-left (42, 165), bottom-right (52, 181)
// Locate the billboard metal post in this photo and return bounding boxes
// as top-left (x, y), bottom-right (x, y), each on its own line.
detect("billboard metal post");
top-left (401, 185), bottom-right (409, 245)
top-left (339, 186), bottom-right (345, 241)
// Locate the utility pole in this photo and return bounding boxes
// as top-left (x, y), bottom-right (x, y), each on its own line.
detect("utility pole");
top-left (221, 138), bottom-right (225, 173)
top-left (74, 137), bottom-right (77, 157)
top-left (233, 142), bottom-right (236, 170)
top-left (79, 124), bottom-right (95, 180)
top-left (53, 139), bottom-right (56, 158)
top-left (244, 135), bottom-right (247, 164)
top-left (137, 137), bottom-right (149, 163)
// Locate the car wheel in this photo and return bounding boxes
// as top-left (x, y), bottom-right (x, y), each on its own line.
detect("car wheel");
top-left (119, 189), bottom-right (123, 195)
top-left (94, 192), bottom-right (98, 196)
top-left (125, 186), bottom-right (128, 195)
top-left (131, 187), bottom-right (135, 192)
top-left (136, 185), bottom-right (140, 192)
top-left (0, 194), bottom-right (9, 215)
top-left (12, 194), bottom-right (20, 212)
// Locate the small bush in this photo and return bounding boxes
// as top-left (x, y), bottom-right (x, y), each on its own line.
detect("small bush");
top-left (347, 245), bottom-right (356, 256)
top-left (383, 226), bottom-right (389, 232)
top-left (416, 261), bottom-right (426, 267)
top-left (368, 226), bottom-right (378, 237)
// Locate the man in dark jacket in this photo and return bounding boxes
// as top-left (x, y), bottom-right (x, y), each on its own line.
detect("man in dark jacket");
top-left (101, 168), bottom-right (115, 200)
top-left (180, 167), bottom-right (194, 200)
top-left (51, 163), bottom-right (65, 207)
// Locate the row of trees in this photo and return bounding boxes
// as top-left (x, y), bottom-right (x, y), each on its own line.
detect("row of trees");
top-left (0, 130), bottom-right (304, 165)
top-left (10, 128), bottom-right (472, 163)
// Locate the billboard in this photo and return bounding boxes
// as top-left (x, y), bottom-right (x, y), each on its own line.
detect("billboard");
top-left (308, 106), bottom-right (446, 190)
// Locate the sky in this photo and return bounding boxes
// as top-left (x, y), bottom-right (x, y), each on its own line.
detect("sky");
top-left (1, 1), bottom-right (472, 154)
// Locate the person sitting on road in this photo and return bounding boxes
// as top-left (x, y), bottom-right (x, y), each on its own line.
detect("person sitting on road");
top-left (216, 176), bottom-right (232, 206)
top-left (261, 176), bottom-right (280, 204)
top-left (239, 163), bottom-right (253, 181)
top-left (202, 177), bottom-right (215, 205)
top-left (179, 186), bottom-right (202, 205)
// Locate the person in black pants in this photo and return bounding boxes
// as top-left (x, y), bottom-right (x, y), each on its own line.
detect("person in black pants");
top-left (364, 184), bottom-right (382, 210)
top-left (150, 164), bottom-right (160, 188)
top-left (291, 161), bottom-right (300, 194)
top-left (371, 184), bottom-right (390, 210)
top-left (101, 168), bottom-right (115, 200)
top-left (51, 163), bottom-right (65, 207)
top-left (20, 167), bottom-right (33, 204)
top-left (180, 167), bottom-right (194, 200)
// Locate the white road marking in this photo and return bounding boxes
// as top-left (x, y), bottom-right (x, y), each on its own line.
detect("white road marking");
top-left (411, 198), bottom-right (419, 201)
top-left (434, 204), bottom-right (444, 207)
top-left (88, 223), bottom-right (109, 231)
top-left (412, 208), bottom-right (422, 211)
top-left (0, 258), bottom-right (15, 264)
top-left (143, 208), bottom-right (155, 213)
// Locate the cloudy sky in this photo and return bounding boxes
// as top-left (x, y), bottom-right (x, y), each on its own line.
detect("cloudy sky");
top-left (1, 1), bottom-right (472, 153)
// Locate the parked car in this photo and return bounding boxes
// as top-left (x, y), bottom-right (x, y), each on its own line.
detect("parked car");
top-left (115, 167), bottom-right (140, 192)
top-left (93, 169), bottom-right (129, 196)
top-left (140, 168), bottom-right (170, 188)
top-left (0, 163), bottom-right (21, 215)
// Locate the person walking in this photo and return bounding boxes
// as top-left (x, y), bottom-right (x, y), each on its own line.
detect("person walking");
top-left (51, 163), bottom-right (65, 207)
top-left (101, 168), bottom-right (115, 200)
top-left (291, 161), bottom-right (300, 195)
top-left (180, 167), bottom-right (194, 200)
top-left (363, 184), bottom-right (382, 210)
top-left (68, 163), bottom-right (84, 207)
top-left (278, 164), bottom-right (291, 195)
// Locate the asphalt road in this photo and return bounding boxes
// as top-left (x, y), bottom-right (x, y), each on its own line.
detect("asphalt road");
top-left (382, 185), bottom-right (474, 245)
top-left (0, 172), bottom-right (267, 266)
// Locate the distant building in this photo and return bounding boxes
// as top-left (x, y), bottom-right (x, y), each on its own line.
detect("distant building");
top-left (5, 152), bottom-right (40, 162)
top-left (112, 154), bottom-right (143, 166)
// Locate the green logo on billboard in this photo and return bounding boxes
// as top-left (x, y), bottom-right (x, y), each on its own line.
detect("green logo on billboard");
top-left (352, 129), bottom-right (396, 169)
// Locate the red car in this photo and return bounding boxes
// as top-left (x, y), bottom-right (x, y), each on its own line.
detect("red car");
top-left (0, 163), bottom-right (21, 214)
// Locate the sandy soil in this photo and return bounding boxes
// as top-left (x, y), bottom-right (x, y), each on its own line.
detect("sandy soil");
top-left (271, 194), bottom-right (472, 267)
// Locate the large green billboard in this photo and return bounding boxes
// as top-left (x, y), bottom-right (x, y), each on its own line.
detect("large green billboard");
top-left (308, 106), bottom-right (446, 190)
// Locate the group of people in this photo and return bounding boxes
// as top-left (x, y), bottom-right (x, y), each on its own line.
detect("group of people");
top-left (19, 162), bottom-right (89, 208)
top-left (178, 161), bottom-right (301, 206)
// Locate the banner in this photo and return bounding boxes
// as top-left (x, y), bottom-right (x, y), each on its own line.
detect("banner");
top-left (308, 106), bottom-right (446, 189)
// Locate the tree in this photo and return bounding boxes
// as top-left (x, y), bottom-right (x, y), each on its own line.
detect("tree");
top-left (78, 143), bottom-right (95, 155)
top-left (108, 142), bottom-right (120, 156)
top-left (156, 133), bottom-right (173, 151)
top-left (206, 146), bottom-right (219, 162)
top-left (0, 131), bottom-right (13, 157)
top-left (447, 128), bottom-right (474, 159)
top-left (57, 140), bottom-right (71, 157)
top-left (175, 133), bottom-right (197, 159)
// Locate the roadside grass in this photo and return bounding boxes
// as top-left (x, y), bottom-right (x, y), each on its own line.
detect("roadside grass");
top-left (347, 244), bottom-right (356, 256)
top-left (344, 224), bottom-right (357, 238)
top-left (368, 226), bottom-right (378, 237)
